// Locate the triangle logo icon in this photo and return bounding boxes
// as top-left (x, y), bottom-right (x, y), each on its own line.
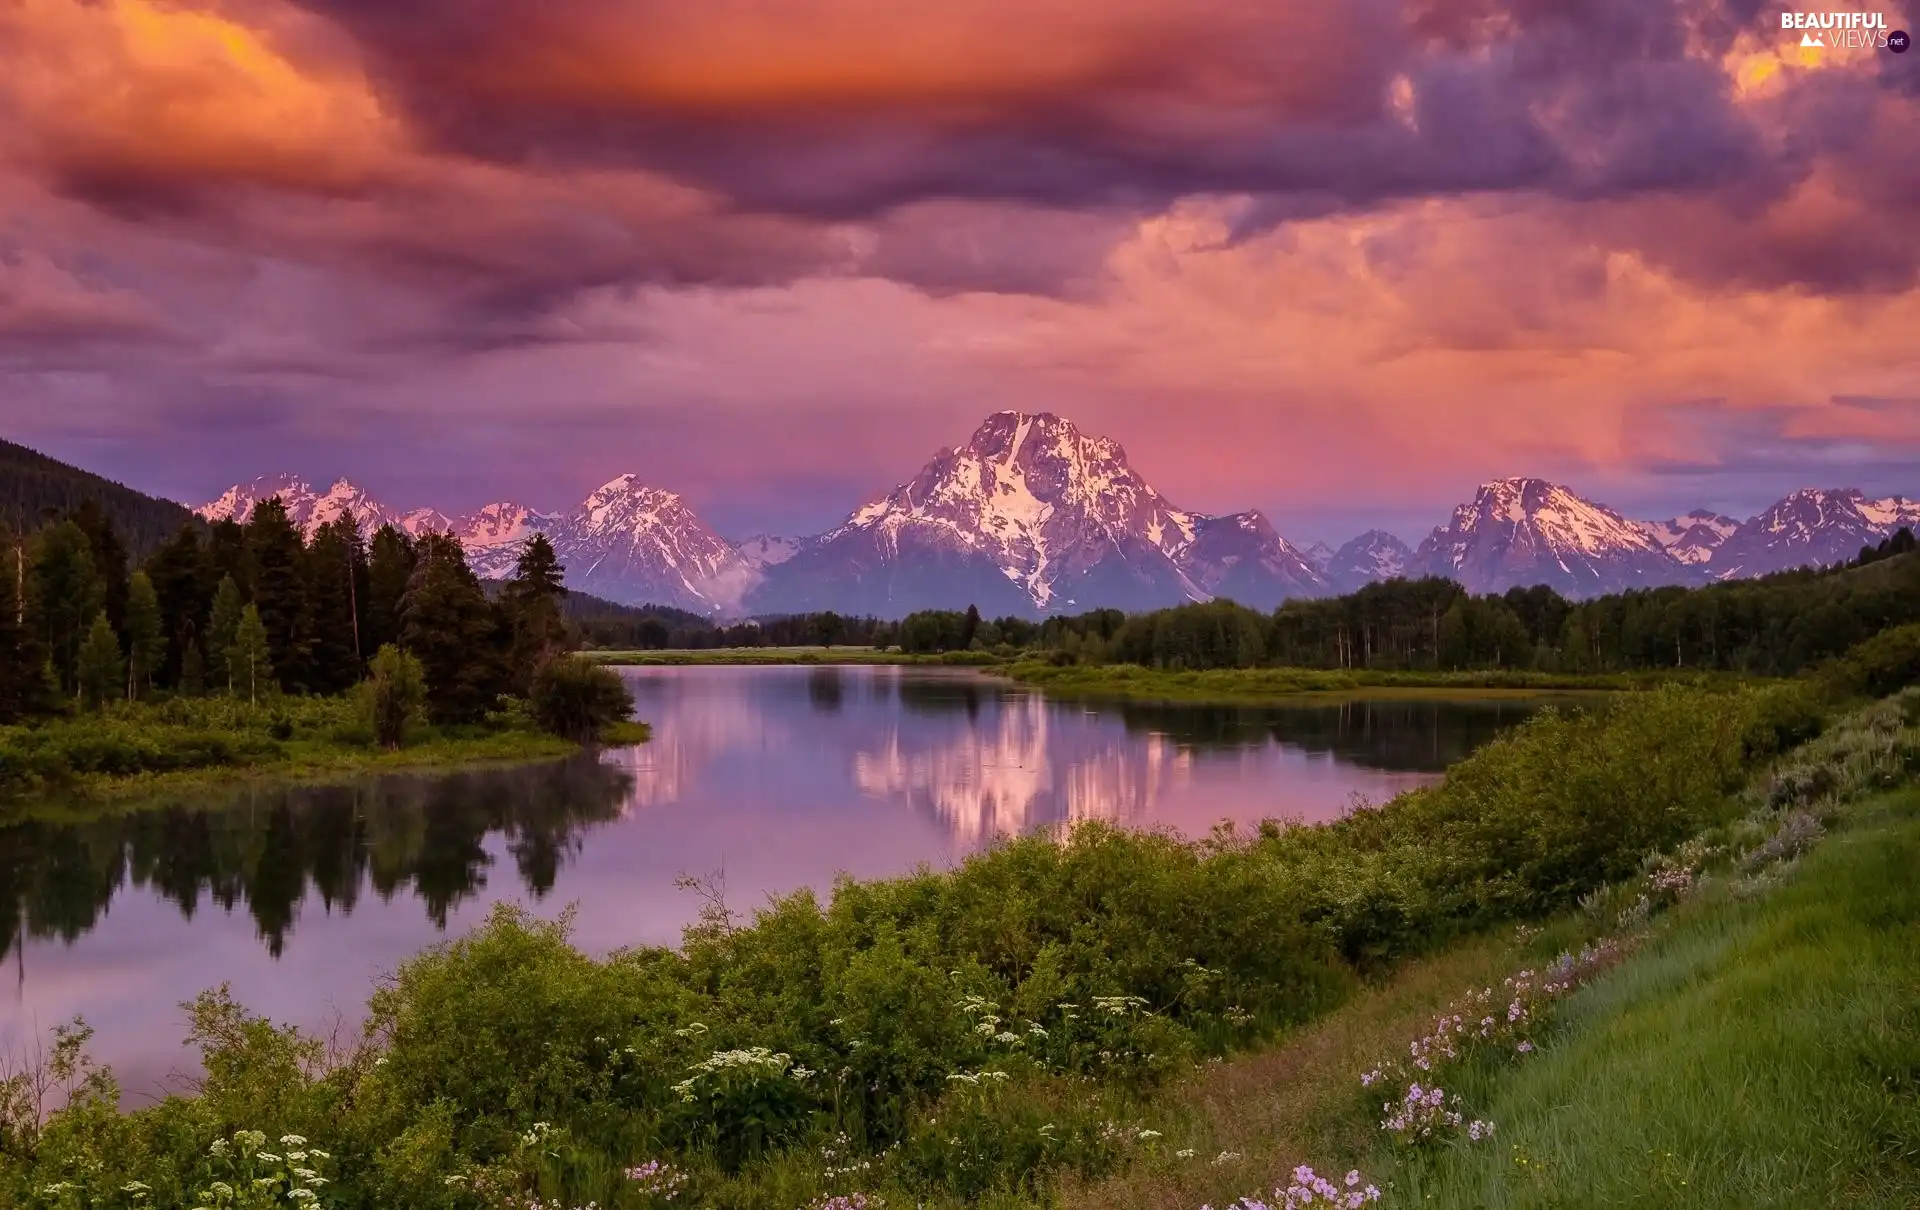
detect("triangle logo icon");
top-left (1800, 30), bottom-right (1824, 46)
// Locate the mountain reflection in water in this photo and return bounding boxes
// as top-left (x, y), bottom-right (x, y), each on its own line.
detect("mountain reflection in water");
top-left (2, 667), bottom-right (1544, 1096)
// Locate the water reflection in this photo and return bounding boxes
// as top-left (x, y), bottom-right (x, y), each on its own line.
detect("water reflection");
top-left (1, 758), bottom-right (633, 966)
top-left (1, 668), bottom-right (1545, 1093)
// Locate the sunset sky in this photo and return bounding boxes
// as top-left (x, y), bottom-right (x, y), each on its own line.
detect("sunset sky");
top-left (2, 0), bottom-right (1917, 542)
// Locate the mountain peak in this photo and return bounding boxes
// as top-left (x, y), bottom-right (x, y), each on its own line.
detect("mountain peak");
top-left (1418, 479), bottom-right (1686, 596)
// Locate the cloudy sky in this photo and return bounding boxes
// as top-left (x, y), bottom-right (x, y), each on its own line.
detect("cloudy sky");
top-left (2, 0), bottom-right (1917, 543)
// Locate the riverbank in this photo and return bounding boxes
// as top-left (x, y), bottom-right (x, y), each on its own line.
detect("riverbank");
top-left (0, 696), bottom-right (648, 804)
top-left (1071, 697), bottom-right (1920, 1209)
top-left (2, 681), bottom-right (1860, 1210)
top-left (995, 661), bottom-right (1735, 704)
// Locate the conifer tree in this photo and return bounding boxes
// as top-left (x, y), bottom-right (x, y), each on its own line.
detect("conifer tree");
top-left (76, 611), bottom-right (124, 710)
top-left (124, 570), bottom-right (164, 700)
top-left (0, 523), bottom-right (51, 722)
top-left (501, 533), bottom-right (570, 692)
top-left (228, 603), bottom-right (272, 708)
top-left (70, 499), bottom-right (130, 632)
top-left (401, 533), bottom-right (507, 723)
top-left (306, 512), bottom-right (369, 694)
top-left (364, 525), bottom-right (415, 657)
top-left (29, 520), bottom-right (102, 694)
top-left (179, 639), bottom-right (207, 697)
top-left (244, 496), bottom-right (312, 692)
top-left (206, 517), bottom-right (248, 588)
top-left (207, 574), bottom-right (245, 693)
top-left (146, 523), bottom-right (210, 689)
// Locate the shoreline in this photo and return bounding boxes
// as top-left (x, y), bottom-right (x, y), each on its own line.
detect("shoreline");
top-left (0, 723), bottom-right (650, 813)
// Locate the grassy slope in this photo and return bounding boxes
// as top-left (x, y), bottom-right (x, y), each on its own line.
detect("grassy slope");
top-left (1387, 786), bottom-right (1920, 1209)
top-left (1062, 780), bottom-right (1919, 1210)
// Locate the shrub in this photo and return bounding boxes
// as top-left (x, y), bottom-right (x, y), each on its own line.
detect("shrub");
top-left (1823, 622), bottom-right (1920, 699)
top-left (359, 644), bottom-right (428, 749)
top-left (530, 656), bottom-right (635, 743)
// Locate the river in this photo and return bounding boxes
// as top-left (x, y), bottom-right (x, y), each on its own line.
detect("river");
top-left (0, 665), bottom-right (1543, 1102)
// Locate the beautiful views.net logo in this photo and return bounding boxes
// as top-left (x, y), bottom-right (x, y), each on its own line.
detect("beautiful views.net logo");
top-left (1781, 11), bottom-right (1909, 51)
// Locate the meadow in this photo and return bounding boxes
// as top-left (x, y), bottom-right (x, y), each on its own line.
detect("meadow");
top-left (9, 673), bottom-right (1897, 1210)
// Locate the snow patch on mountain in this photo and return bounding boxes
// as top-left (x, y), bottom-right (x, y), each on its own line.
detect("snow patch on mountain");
top-left (1324, 530), bottom-right (1414, 592)
top-left (1415, 478), bottom-right (1693, 597)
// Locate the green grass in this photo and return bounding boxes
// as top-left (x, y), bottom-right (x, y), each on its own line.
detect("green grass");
top-left (587, 646), bottom-right (1001, 666)
top-left (0, 695), bottom-right (649, 804)
top-left (1370, 787), bottom-right (1920, 1209)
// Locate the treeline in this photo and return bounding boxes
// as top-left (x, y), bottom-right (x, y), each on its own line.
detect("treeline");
top-left (572, 600), bottom-right (892, 650)
top-left (0, 498), bottom-right (630, 737)
top-left (885, 535), bottom-right (1920, 677)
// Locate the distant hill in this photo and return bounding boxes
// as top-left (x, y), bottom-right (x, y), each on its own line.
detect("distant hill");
top-left (0, 436), bottom-right (198, 556)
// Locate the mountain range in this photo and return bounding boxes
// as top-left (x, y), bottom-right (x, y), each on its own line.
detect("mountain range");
top-left (194, 411), bottom-right (1920, 616)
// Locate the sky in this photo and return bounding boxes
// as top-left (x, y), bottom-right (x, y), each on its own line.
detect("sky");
top-left (2, 0), bottom-right (1918, 545)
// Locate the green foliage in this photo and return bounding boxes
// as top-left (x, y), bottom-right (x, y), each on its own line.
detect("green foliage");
top-left (28, 520), bottom-right (103, 694)
top-left (1821, 621), bottom-right (1920, 699)
top-left (0, 526), bottom-right (51, 723)
top-left (75, 613), bottom-right (123, 711)
top-left (360, 643), bottom-right (427, 749)
top-left (206, 575), bottom-right (245, 695)
top-left (529, 656), bottom-right (635, 742)
top-left (244, 498), bottom-right (312, 693)
top-left (1376, 785), bottom-right (1920, 1209)
top-left (304, 514), bottom-right (368, 696)
top-left (124, 570), bottom-right (164, 700)
top-left (227, 605), bottom-right (272, 709)
top-left (401, 533), bottom-right (507, 724)
top-left (502, 534), bottom-right (572, 693)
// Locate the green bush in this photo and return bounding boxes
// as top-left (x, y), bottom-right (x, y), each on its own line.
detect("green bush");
top-left (359, 644), bottom-right (428, 749)
top-left (1823, 622), bottom-right (1920, 699)
top-left (530, 656), bottom-right (635, 743)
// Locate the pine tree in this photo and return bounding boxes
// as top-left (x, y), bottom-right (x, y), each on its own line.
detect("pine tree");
top-left (401, 533), bottom-right (507, 723)
top-left (146, 523), bottom-right (210, 690)
top-left (179, 639), bottom-right (207, 697)
top-left (501, 533), bottom-right (570, 693)
top-left (124, 570), bottom-right (164, 700)
top-left (228, 603), bottom-right (272, 708)
top-left (244, 496), bottom-right (312, 692)
top-left (28, 520), bottom-right (102, 694)
top-left (0, 523), bottom-right (51, 722)
top-left (306, 513), bottom-right (369, 695)
top-left (207, 574), bottom-right (245, 693)
top-left (364, 525), bottom-right (415, 657)
top-left (76, 611), bottom-right (124, 710)
top-left (70, 499), bottom-right (130, 632)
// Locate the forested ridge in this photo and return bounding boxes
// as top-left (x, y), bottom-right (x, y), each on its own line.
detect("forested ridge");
top-left (0, 436), bottom-right (199, 560)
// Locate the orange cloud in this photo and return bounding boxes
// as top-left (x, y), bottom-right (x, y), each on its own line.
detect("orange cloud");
top-left (0, 0), bottom-right (402, 197)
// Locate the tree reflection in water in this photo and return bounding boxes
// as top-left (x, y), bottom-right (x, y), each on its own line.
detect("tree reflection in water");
top-left (0, 754), bottom-right (634, 964)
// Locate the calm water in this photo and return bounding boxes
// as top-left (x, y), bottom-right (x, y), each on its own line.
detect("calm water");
top-left (0, 666), bottom-right (1540, 1101)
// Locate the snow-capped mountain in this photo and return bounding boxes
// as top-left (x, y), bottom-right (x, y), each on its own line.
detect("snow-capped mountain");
top-left (1708, 489), bottom-right (1920, 579)
top-left (1324, 530), bottom-right (1414, 593)
top-left (458, 502), bottom-right (563, 579)
top-left (1414, 478), bottom-right (1697, 597)
top-left (734, 535), bottom-right (807, 568)
top-left (1637, 509), bottom-right (1740, 566)
top-left (1179, 511), bottom-right (1330, 609)
top-left (548, 475), bottom-right (743, 612)
top-left (1302, 541), bottom-right (1337, 573)
top-left (197, 474), bottom-right (452, 539)
top-left (200, 473), bottom-right (744, 613)
top-left (746, 411), bottom-right (1329, 617)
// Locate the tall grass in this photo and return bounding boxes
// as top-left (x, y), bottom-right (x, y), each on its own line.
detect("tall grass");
top-left (1376, 786), bottom-right (1920, 1208)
